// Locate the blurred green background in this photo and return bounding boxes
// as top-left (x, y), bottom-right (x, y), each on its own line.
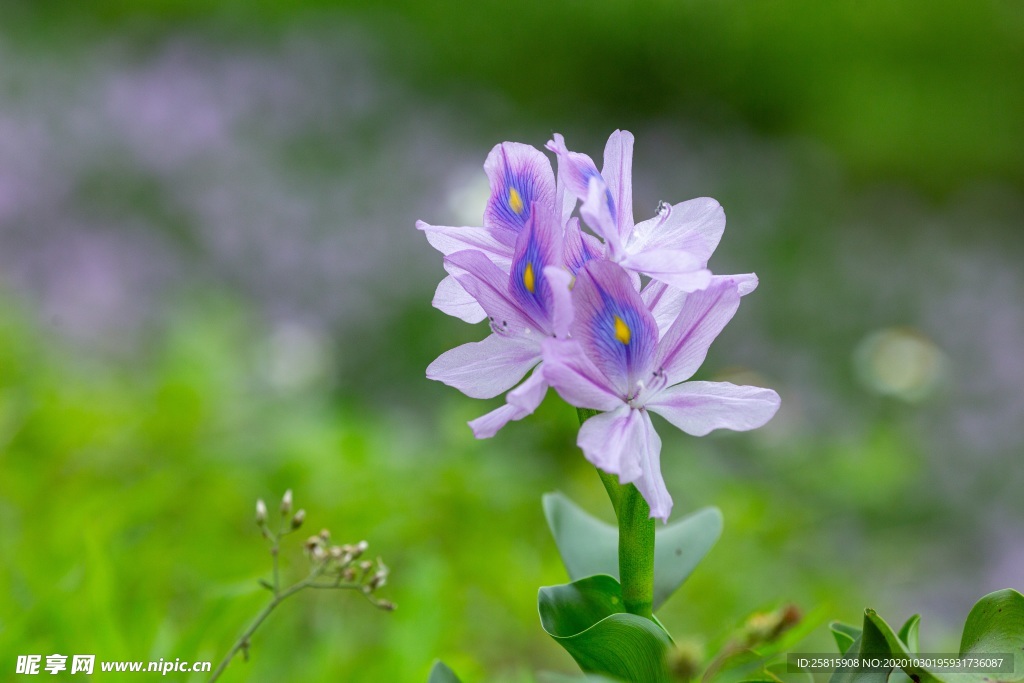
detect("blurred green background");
top-left (1, 1), bottom-right (1022, 680)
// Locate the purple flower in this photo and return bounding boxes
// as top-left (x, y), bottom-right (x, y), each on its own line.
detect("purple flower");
top-left (417, 142), bottom-right (557, 323)
top-left (542, 260), bottom-right (780, 521)
top-left (546, 131), bottom-right (724, 292)
top-left (426, 202), bottom-right (574, 438)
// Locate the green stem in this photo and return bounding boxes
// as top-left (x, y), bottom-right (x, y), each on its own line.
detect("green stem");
top-left (209, 565), bottom-right (326, 682)
top-left (577, 408), bottom-right (656, 620)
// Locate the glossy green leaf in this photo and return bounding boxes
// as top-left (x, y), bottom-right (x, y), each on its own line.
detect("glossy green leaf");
top-left (829, 622), bottom-right (861, 654)
top-left (888, 615), bottom-right (923, 683)
top-left (427, 660), bottom-right (461, 683)
top-left (897, 615), bottom-right (921, 654)
top-left (543, 492), bottom-right (722, 610)
top-left (539, 574), bottom-right (673, 683)
top-left (959, 588), bottom-right (1024, 683)
top-left (865, 610), bottom-right (941, 683)
top-left (828, 610), bottom-right (893, 683)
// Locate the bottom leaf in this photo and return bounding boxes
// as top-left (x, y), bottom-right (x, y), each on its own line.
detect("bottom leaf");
top-left (539, 574), bottom-right (674, 683)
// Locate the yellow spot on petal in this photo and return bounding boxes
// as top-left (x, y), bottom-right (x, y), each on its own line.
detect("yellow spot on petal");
top-left (614, 315), bottom-right (631, 345)
top-left (509, 187), bottom-right (524, 214)
top-left (523, 262), bottom-right (536, 293)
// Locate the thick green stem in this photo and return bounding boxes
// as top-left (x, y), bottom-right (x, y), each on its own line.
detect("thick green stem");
top-left (577, 408), bottom-right (656, 620)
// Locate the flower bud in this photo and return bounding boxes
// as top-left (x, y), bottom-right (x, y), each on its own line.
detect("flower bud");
top-left (666, 640), bottom-right (703, 682)
top-left (291, 509), bottom-right (306, 530)
top-left (740, 604), bottom-right (801, 647)
top-left (368, 573), bottom-right (387, 591)
top-left (376, 600), bottom-right (396, 612)
top-left (319, 528), bottom-right (331, 542)
top-left (255, 499), bottom-right (268, 525)
top-left (280, 489), bottom-right (293, 515)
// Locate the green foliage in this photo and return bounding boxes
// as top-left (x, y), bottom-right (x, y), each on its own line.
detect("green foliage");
top-left (429, 660), bottom-right (462, 683)
top-left (959, 590), bottom-right (1024, 683)
top-left (538, 575), bottom-right (673, 683)
top-left (543, 492), bottom-right (722, 612)
top-left (828, 590), bottom-right (1024, 683)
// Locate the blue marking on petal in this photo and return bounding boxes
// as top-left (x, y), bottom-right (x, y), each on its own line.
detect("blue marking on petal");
top-left (489, 147), bottom-right (542, 232)
top-left (509, 225), bottom-right (550, 326)
top-left (579, 167), bottom-right (616, 219)
top-left (572, 262), bottom-right (657, 395)
top-left (565, 228), bottom-right (601, 275)
top-left (590, 287), bottom-right (651, 387)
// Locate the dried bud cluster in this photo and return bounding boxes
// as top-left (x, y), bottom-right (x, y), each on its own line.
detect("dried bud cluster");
top-left (303, 534), bottom-right (392, 609)
top-left (251, 490), bottom-right (395, 613)
top-left (231, 489), bottom-right (395, 678)
top-left (255, 490), bottom-right (306, 537)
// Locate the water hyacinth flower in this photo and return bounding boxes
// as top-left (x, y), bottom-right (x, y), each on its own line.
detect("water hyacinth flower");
top-left (542, 260), bottom-right (780, 522)
top-left (426, 201), bottom-right (574, 438)
top-left (547, 131), bottom-right (724, 292)
top-left (417, 142), bottom-right (557, 323)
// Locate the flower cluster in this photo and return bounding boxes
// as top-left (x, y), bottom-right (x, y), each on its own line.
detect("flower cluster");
top-left (418, 131), bottom-right (780, 521)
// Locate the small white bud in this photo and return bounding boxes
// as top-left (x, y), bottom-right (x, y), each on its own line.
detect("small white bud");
top-left (280, 489), bottom-right (293, 515)
top-left (255, 499), bottom-right (268, 525)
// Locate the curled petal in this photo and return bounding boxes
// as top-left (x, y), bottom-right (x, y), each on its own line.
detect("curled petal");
top-left (446, 249), bottom-right (538, 335)
top-left (618, 249), bottom-right (711, 292)
top-left (581, 176), bottom-right (622, 258)
top-left (577, 406), bottom-right (672, 522)
top-left (543, 266), bottom-right (574, 339)
top-left (507, 366), bottom-right (550, 412)
top-left (469, 403), bottom-right (525, 440)
top-left (654, 277), bottom-right (744, 382)
top-left (546, 133), bottom-right (602, 204)
top-left (646, 381), bottom-right (781, 437)
top-left (628, 197), bottom-right (724, 266)
top-left (433, 275), bottom-right (486, 323)
top-left (427, 333), bottom-right (539, 399)
top-left (416, 219), bottom-right (517, 255)
top-left (601, 129), bottom-right (635, 240)
top-left (541, 338), bottom-right (621, 412)
top-left (469, 369), bottom-right (549, 438)
top-left (563, 217), bottom-right (604, 275)
top-left (643, 274), bottom-right (758, 335)
top-left (484, 142), bottom-right (555, 234)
